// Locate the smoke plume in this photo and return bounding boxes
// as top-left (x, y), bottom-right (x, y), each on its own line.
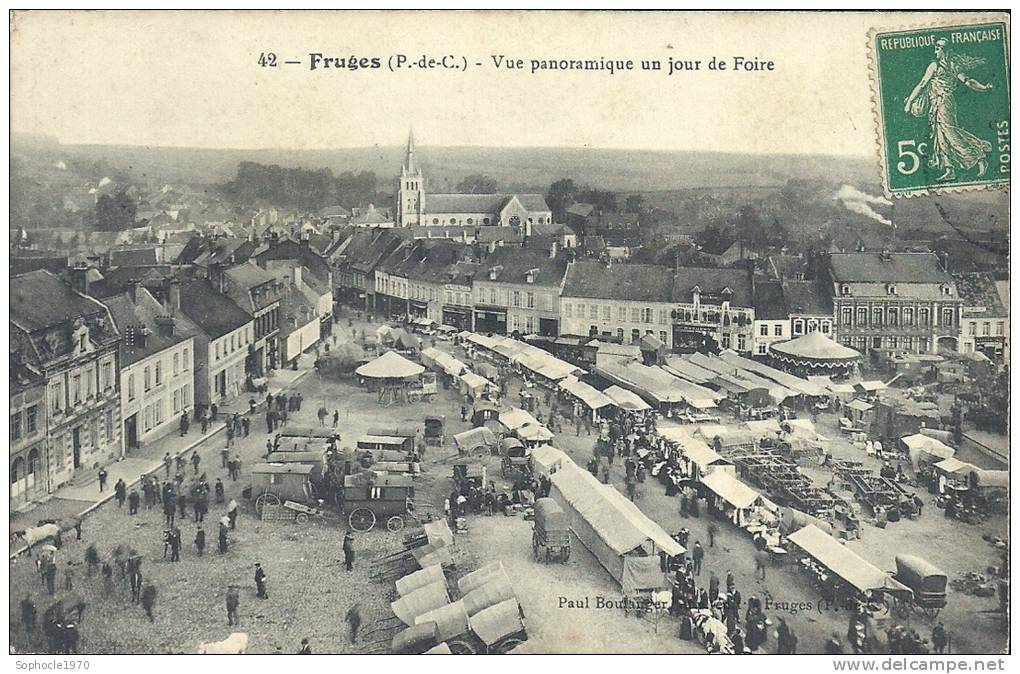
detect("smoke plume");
top-left (834, 185), bottom-right (892, 226)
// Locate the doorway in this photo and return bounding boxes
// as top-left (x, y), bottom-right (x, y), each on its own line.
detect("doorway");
top-left (72, 426), bottom-right (82, 469)
top-left (124, 413), bottom-right (139, 450)
top-left (215, 371), bottom-right (227, 399)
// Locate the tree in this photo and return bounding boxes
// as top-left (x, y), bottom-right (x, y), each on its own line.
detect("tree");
top-left (95, 189), bottom-right (137, 231)
top-left (625, 194), bottom-right (644, 213)
top-left (546, 178), bottom-right (578, 222)
top-left (579, 188), bottom-right (617, 214)
top-left (455, 174), bottom-right (497, 194)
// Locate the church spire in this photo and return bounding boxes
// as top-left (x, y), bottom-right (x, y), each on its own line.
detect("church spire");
top-left (404, 128), bottom-right (418, 175)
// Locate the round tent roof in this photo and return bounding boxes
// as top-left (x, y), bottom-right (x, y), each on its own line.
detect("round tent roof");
top-left (355, 350), bottom-right (425, 380)
top-left (771, 332), bottom-right (862, 362)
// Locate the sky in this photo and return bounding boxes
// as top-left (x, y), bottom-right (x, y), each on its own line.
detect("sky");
top-left (10, 10), bottom-right (1004, 155)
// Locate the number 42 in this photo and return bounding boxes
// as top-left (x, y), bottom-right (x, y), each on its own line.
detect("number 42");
top-left (258, 52), bottom-right (277, 67)
top-left (896, 140), bottom-right (928, 175)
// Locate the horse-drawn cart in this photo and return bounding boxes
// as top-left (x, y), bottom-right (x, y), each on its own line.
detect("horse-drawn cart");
top-left (892, 554), bottom-right (948, 620)
top-left (532, 497), bottom-right (570, 563)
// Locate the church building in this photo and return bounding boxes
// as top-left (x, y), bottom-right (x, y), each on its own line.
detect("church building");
top-left (395, 131), bottom-right (553, 236)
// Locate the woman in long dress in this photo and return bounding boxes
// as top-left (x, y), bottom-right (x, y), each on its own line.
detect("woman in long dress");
top-left (903, 38), bottom-right (995, 181)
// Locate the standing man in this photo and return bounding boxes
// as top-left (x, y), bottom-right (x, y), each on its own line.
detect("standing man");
top-left (218, 519), bottom-right (229, 554)
top-left (169, 527), bottom-right (182, 562)
top-left (195, 525), bottom-right (206, 556)
top-left (692, 541), bottom-right (704, 576)
top-left (128, 489), bottom-right (140, 515)
top-left (141, 584), bottom-right (157, 622)
top-left (114, 478), bottom-right (127, 506)
top-left (343, 531), bottom-right (355, 571)
top-left (332, 410), bottom-right (339, 428)
top-left (707, 522), bottom-right (719, 548)
top-left (242, 416), bottom-right (250, 437)
top-left (254, 563), bottom-right (268, 599)
top-left (227, 499), bottom-right (239, 529)
top-left (226, 586), bottom-right (240, 626)
top-left (98, 467), bottom-right (109, 493)
top-left (931, 622), bottom-right (948, 654)
top-left (191, 451), bottom-right (201, 475)
top-left (180, 411), bottom-right (190, 436)
top-left (164, 453), bottom-right (173, 478)
top-left (221, 446), bottom-right (230, 469)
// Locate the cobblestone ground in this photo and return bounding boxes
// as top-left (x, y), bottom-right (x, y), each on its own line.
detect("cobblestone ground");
top-left (8, 315), bottom-right (1009, 654)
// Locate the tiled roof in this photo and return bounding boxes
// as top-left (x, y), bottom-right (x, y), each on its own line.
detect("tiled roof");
top-left (753, 280), bottom-right (787, 320)
top-left (954, 272), bottom-right (1007, 315)
top-left (109, 248), bottom-right (158, 267)
top-left (531, 222), bottom-right (576, 238)
top-left (566, 202), bottom-right (595, 218)
top-left (475, 227), bottom-right (524, 244)
top-left (179, 279), bottom-right (251, 339)
top-left (782, 279), bottom-right (833, 316)
top-left (100, 288), bottom-right (199, 367)
top-left (672, 266), bottom-right (754, 307)
top-left (478, 247), bottom-right (568, 288)
top-left (829, 252), bottom-right (951, 284)
top-left (562, 261), bottom-right (673, 303)
top-left (10, 270), bottom-right (112, 333)
top-left (700, 237), bottom-right (738, 257)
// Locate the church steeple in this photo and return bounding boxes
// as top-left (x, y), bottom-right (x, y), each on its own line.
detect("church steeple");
top-left (403, 128), bottom-right (420, 176)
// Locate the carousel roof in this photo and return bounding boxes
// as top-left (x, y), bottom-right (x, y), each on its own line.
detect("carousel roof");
top-left (355, 350), bottom-right (425, 380)
top-left (771, 332), bottom-right (861, 362)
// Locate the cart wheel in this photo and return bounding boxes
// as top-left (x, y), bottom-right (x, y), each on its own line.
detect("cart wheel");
top-left (349, 508), bottom-right (376, 532)
top-left (447, 639), bottom-right (476, 655)
top-left (254, 492), bottom-right (280, 516)
top-left (386, 515), bottom-right (405, 532)
top-left (494, 637), bottom-right (526, 654)
top-left (295, 513), bottom-right (309, 524)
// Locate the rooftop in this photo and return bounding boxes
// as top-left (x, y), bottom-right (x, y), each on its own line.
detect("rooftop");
top-left (478, 247), bottom-right (568, 288)
top-left (562, 261), bottom-right (673, 303)
top-left (782, 279), bottom-right (833, 316)
top-left (753, 280), bottom-right (787, 320)
top-left (10, 270), bottom-right (112, 333)
top-left (100, 287), bottom-right (199, 367)
top-left (829, 252), bottom-right (952, 284)
top-left (425, 193), bottom-right (550, 214)
top-left (672, 266), bottom-right (754, 307)
top-left (178, 279), bottom-right (252, 339)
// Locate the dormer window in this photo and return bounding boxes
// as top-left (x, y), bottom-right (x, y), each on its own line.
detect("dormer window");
top-left (941, 285), bottom-right (952, 296)
top-left (840, 284), bottom-right (850, 296)
top-left (525, 268), bottom-right (539, 284)
top-left (887, 284), bottom-right (897, 295)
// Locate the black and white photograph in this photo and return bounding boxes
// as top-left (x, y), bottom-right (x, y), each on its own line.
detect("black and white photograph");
top-left (6, 9), bottom-right (1012, 663)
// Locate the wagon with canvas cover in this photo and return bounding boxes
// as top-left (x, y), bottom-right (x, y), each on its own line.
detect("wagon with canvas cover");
top-left (893, 554), bottom-right (948, 619)
top-left (532, 497), bottom-right (570, 563)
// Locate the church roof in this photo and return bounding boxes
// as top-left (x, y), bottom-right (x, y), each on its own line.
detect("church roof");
top-left (425, 193), bottom-right (550, 215)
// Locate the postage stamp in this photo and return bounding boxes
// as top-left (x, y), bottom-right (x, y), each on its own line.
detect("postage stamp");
top-left (870, 21), bottom-right (1010, 197)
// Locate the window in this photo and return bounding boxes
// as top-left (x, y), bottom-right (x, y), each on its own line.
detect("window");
top-left (183, 384), bottom-right (191, 407)
top-left (527, 292), bottom-right (535, 309)
top-left (432, 218), bottom-right (439, 225)
top-left (659, 331), bottom-right (667, 344)
top-left (775, 324), bottom-right (783, 337)
top-left (969, 322), bottom-right (977, 336)
top-left (26, 405), bottom-right (37, 434)
top-left (642, 308), bottom-right (653, 324)
top-left (841, 307), bottom-right (852, 326)
top-left (489, 289), bottom-right (497, 305)
top-left (564, 304), bottom-right (572, 318)
top-left (51, 381), bottom-right (63, 413)
top-left (982, 322), bottom-right (991, 336)
top-left (450, 218), bottom-right (457, 225)
top-left (659, 309), bottom-right (668, 324)
top-left (888, 307), bottom-right (899, 327)
top-left (172, 389), bottom-right (180, 414)
top-left (602, 304), bottom-right (610, 320)
top-left (821, 322), bottom-right (830, 334)
top-left (618, 306), bottom-right (627, 320)
top-left (760, 324), bottom-right (769, 337)
top-left (173, 353), bottom-right (179, 376)
top-left (467, 218), bottom-right (473, 225)
top-left (757, 344), bottom-right (767, 355)
top-left (216, 342), bottom-right (221, 360)
top-left (73, 374), bottom-right (82, 404)
top-left (105, 410), bottom-right (113, 444)
top-left (918, 308), bottom-right (930, 327)
top-left (942, 308), bottom-right (954, 327)
top-left (840, 285), bottom-right (850, 296)
top-left (85, 367), bottom-right (93, 399)
top-left (941, 285), bottom-right (952, 296)
top-left (616, 328), bottom-right (624, 341)
top-left (128, 374), bottom-right (135, 401)
top-left (589, 305), bottom-right (598, 320)
top-left (996, 322), bottom-right (1004, 336)
top-left (630, 308), bottom-right (640, 322)
top-left (483, 218), bottom-right (490, 225)
top-left (738, 334), bottom-right (747, 351)
top-left (721, 334), bottom-right (731, 349)
top-left (155, 361), bottom-right (162, 385)
top-left (887, 284), bottom-right (897, 295)
top-left (11, 412), bottom-right (22, 441)
top-left (903, 308), bottom-right (914, 326)
top-left (144, 367), bottom-right (151, 391)
top-left (793, 319), bottom-right (804, 334)
top-left (631, 329), bottom-right (641, 344)
top-left (872, 308), bottom-right (883, 327)
top-left (102, 362), bottom-right (113, 391)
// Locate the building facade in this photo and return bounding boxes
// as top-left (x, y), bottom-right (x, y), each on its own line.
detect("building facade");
top-left (472, 248), bottom-right (567, 336)
top-left (101, 284), bottom-right (198, 450)
top-left (10, 368), bottom-right (48, 508)
top-left (220, 263), bottom-right (283, 376)
top-left (560, 261), bottom-right (675, 348)
top-left (751, 280), bottom-right (790, 356)
top-left (829, 252), bottom-right (962, 355)
top-left (10, 270), bottom-right (123, 491)
top-left (671, 267), bottom-right (756, 354)
top-left (954, 272), bottom-right (1009, 362)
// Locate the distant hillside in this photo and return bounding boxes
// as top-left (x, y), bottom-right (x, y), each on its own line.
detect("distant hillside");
top-left (13, 137), bottom-right (878, 193)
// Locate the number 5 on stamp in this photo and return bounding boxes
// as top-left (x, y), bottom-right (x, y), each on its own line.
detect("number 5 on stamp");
top-left (870, 21), bottom-right (1010, 197)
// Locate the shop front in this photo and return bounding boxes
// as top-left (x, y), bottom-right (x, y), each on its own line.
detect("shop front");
top-left (473, 306), bottom-right (507, 335)
top-left (442, 305), bottom-right (472, 331)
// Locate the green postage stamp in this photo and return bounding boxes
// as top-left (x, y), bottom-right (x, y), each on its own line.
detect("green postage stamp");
top-left (870, 21), bottom-right (1010, 197)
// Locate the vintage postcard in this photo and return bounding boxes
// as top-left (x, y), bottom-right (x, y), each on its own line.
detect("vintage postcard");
top-left (7, 9), bottom-right (1011, 664)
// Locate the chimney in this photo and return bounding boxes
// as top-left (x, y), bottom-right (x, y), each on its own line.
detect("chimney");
top-left (128, 279), bottom-right (142, 303)
top-left (167, 277), bottom-right (182, 313)
top-left (70, 263), bottom-right (90, 296)
top-left (331, 227), bottom-right (341, 244)
top-left (938, 251), bottom-right (949, 273)
top-left (155, 315), bottom-right (175, 338)
top-left (549, 240), bottom-right (558, 259)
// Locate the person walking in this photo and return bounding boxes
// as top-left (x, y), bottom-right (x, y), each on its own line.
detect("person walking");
top-left (755, 548), bottom-right (770, 580)
top-left (164, 453), bottom-right (173, 478)
top-left (226, 424), bottom-right (235, 449)
top-left (141, 584), bottom-right (157, 622)
top-left (345, 603), bottom-right (362, 644)
top-left (242, 416), bottom-right (250, 437)
top-left (180, 412), bottom-right (190, 437)
top-left (64, 563), bottom-right (74, 591)
top-left (44, 561), bottom-right (57, 595)
top-left (169, 527), bottom-right (182, 562)
top-left (226, 586), bottom-right (240, 626)
top-left (114, 478), bottom-right (127, 507)
top-left (931, 622), bottom-right (948, 654)
top-left (177, 491), bottom-right (188, 521)
top-left (343, 531), bottom-right (355, 571)
top-left (707, 522), bottom-right (719, 548)
top-left (254, 563), bottom-right (268, 599)
top-left (128, 489), bottom-right (140, 515)
top-left (214, 478), bottom-right (225, 504)
top-left (332, 410), bottom-right (339, 428)
top-left (98, 467), bottom-right (109, 493)
top-left (227, 499), bottom-right (239, 529)
top-left (218, 520), bottom-right (229, 554)
top-left (200, 409), bottom-right (209, 433)
top-left (221, 446), bottom-right (230, 469)
top-left (191, 451), bottom-right (201, 476)
top-left (692, 541), bottom-right (704, 576)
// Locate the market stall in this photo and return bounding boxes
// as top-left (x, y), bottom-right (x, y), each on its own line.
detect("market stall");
top-left (769, 332), bottom-right (862, 379)
top-left (603, 385), bottom-right (652, 413)
top-left (355, 351), bottom-right (427, 404)
top-left (699, 470), bottom-right (768, 526)
top-left (900, 434), bottom-right (955, 470)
